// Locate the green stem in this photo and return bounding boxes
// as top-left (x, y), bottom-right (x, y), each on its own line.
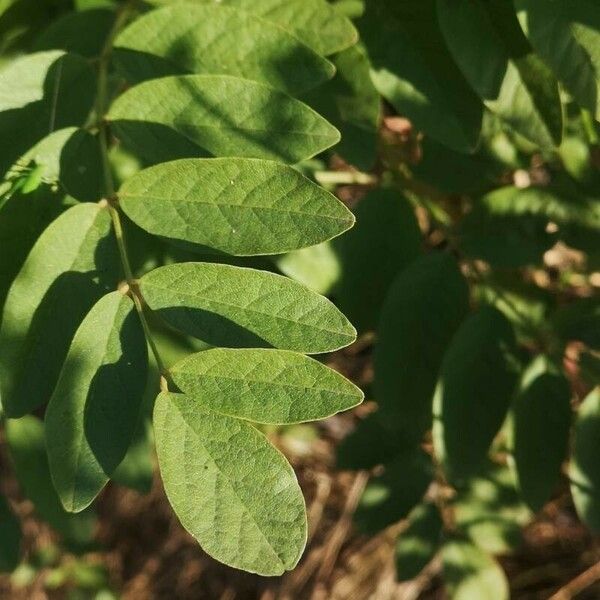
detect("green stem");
top-left (95, 1), bottom-right (171, 382)
top-left (581, 108), bottom-right (599, 146)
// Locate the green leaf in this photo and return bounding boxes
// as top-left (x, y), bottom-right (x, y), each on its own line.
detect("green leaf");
top-left (437, 0), bottom-right (563, 149)
top-left (570, 388), bottom-right (600, 532)
top-left (516, 0), bottom-right (600, 120)
top-left (5, 416), bottom-right (96, 548)
top-left (453, 462), bottom-right (531, 554)
top-left (433, 307), bottom-right (519, 484)
top-left (358, 0), bottom-right (482, 152)
top-left (151, 0), bottom-right (358, 56)
top-left (0, 50), bottom-right (96, 176)
top-left (355, 449), bottom-right (433, 534)
top-left (45, 292), bottom-right (148, 512)
top-left (114, 3), bottom-right (334, 94)
top-left (118, 158), bottom-right (354, 256)
top-left (139, 262), bottom-right (356, 353)
top-left (443, 539), bottom-right (509, 600)
top-left (0, 495), bottom-right (21, 572)
top-left (153, 391), bottom-right (307, 575)
top-left (107, 74), bottom-right (340, 165)
top-left (395, 502), bottom-right (442, 581)
top-left (112, 419), bottom-right (154, 495)
top-left (170, 347), bottom-right (363, 424)
top-left (509, 357), bottom-right (571, 512)
top-left (33, 8), bottom-right (115, 58)
top-left (0, 203), bottom-right (119, 417)
top-left (335, 188), bottom-right (422, 333)
top-left (374, 253), bottom-right (469, 445)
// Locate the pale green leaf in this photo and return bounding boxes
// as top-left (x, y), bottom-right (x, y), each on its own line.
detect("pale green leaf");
top-left (358, 0), bottom-right (482, 152)
top-left (114, 3), bottom-right (334, 94)
top-left (45, 292), bottom-right (148, 512)
top-left (443, 539), bottom-right (509, 600)
top-left (570, 388), bottom-right (600, 532)
top-left (374, 253), bottom-right (469, 445)
top-left (139, 262), bottom-right (356, 353)
top-left (437, 0), bottom-right (563, 149)
top-left (107, 74), bottom-right (340, 165)
top-left (0, 203), bottom-right (119, 417)
top-left (509, 357), bottom-right (571, 512)
top-left (5, 416), bottom-right (96, 547)
top-left (154, 391), bottom-right (307, 575)
top-left (433, 307), bottom-right (519, 484)
top-left (170, 347), bottom-right (363, 424)
top-left (0, 495), bottom-right (21, 572)
top-left (118, 158), bottom-right (354, 256)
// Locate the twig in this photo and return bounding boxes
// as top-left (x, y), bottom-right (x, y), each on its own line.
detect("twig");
top-left (549, 560), bottom-right (600, 600)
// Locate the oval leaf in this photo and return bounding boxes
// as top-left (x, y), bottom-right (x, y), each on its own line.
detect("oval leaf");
top-left (510, 357), bottom-right (572, 512)
top-left (570, 388), bottom-right (600, 532)
top-left (374, 253), bottom-right (469, 445)
top-left (139, 262), bottom-right (356, 353)
top-left (107, 74), bottom-right (340, 165)
top-left (118, 158), bottom-right (354, 256)
top-left (0, 203), bottom-right (119, 417)
top-left (114, 3), bottom-right (334, 94)
top-left (154, 391), bottom-right (307, 575)
top-left (170, 347), bottom-right (363, 424)
top-left (45, 292), bottom-right (148, 513)
top-left (433, 307), bottom-right (519, 484)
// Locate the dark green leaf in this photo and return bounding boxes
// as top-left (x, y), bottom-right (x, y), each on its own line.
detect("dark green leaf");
top-left (107, 74), bottom-right (340, 165)
top-left (335, 188), bottom-right (422, 333)
top-left (437, 0), bottom-right (562, 149)
top-left (553, 297), bottom-right (600, 350)
top-left (5, 416), bottom-right (96, 547)
top-left (114, 3), bottom-right (334, 94)
top-left (139, 262), bottom-right (356, 353)
top-left (0, 203), bottom-right (119, 417)
top-left (433, 307), bottom-right (519, 483)
top-left (154, 391), bottom-right (307, 575)
top-left (358, 0), bottom-right (482, 152)
top-left (510, 357), bottom-right (572, 512)
top-left (0, 495), bottom-right (21, 572)
top-left (170, 347), bottom-right (363, 424)
top-left (395, 502), bottom-right (442, 581)
top-left (45, 291), bottom-right (148, 512)
top-left (118, 158), bottom-right (354, 256)
top-left (570, 388), bottom-right (600, 532)
top-left (374, 253), bottom-right (469, 445)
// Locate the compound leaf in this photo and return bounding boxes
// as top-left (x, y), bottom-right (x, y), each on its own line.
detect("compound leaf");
top-left (374, 253), bottom-right (469, 445)
top-left (139, 262), bottom-right (356, 353)
top-left (570, 388), bottom-right (600, 532)
top-left (154, 391), bottom-right (307, 575)
top-left (170, 347), bottom-right (363, 424)
top-left (107, 74), bottom-right (340, 165)
top-left (0, 203), bottom-right (119, 417)
top-left (118, 158), bottom-right (354, 256)
top-left (114, 3), bottom-right (334, 94)
top-left (433, 307), bottom-right (519, 484)
top-left (45, 292), bottom-right (148, 512)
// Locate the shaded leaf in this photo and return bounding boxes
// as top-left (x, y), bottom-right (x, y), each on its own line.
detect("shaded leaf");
top-left (0, 203), bottom-right (119, 417)
top-left (433, 307), bottom-right (519, 484)
top-left (154, 391), bottom-right (307, 575)
top-left (374, 253), bottom-right (469, 445)
top-left (170, 347), bottom-right (363, 424)
top-left (437, 0), bottom-right (562, 149)
top-left (107, 74), bottom-right (340, 165)
top-left (443, 539), bottom-right (509, 600)
top-left (570, 388), bottom-right (600, 532)
top-left (118, 158), bottom-right (354, 256)
top-left (358, 0), bottom-right (482, 152)
top-left (395, 502), bottom-right (442, 581)
top-left (0, 495), bottom-right (20, 572)
top-left (115, 3), bottom-right (334, 94)
top-left (45, 292), bottom-right (148, 512)
top-left (510, 357), bottom-right (572, 512)
top-left (5, 416), bottom-right (96, 548)
top-left (139, 262), bottom-right (356, 353)
top-left (112, 419), bottom-right (154, 495)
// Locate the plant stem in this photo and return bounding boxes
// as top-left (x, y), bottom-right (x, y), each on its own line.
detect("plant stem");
top-left (581, 108), bottom-right (599, 146)
top-left (95, 0), bottom-right (171, 382)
